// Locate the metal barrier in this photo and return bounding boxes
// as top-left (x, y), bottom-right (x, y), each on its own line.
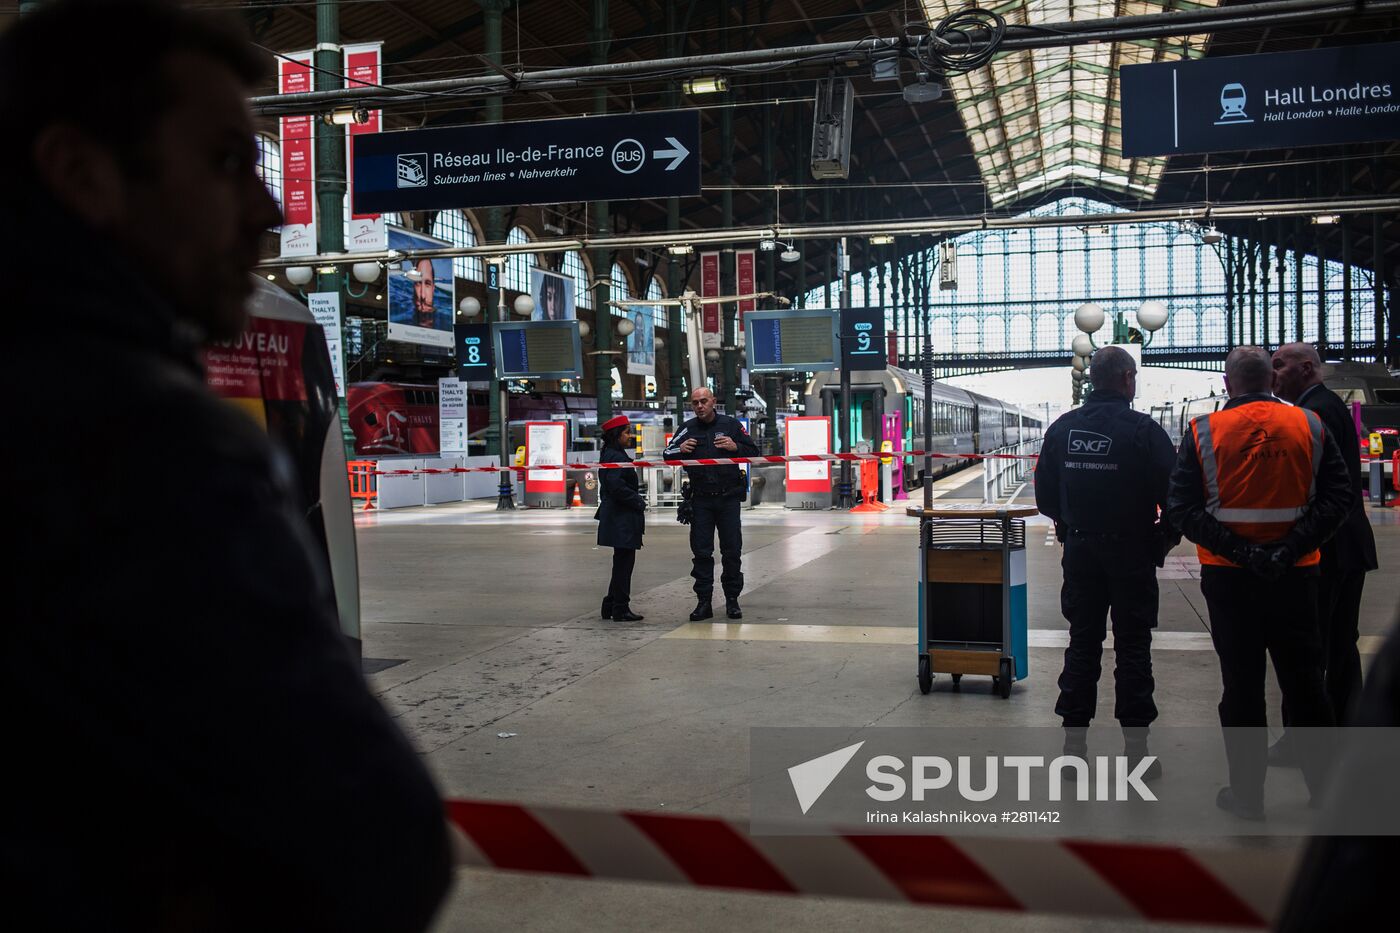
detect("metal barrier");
top-left (982, 439), bottom-right (1041, 504)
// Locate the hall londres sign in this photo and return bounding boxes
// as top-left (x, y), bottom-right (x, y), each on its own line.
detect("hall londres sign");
top-left (1120, 41), bottom-right (1400, 157)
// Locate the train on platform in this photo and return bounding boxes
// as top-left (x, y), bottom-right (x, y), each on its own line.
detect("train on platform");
top-left (803, 365), bottom-right (1045, 492)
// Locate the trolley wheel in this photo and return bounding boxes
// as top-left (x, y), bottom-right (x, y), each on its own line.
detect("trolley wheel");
top-left (997, 658), bottom-right (1013, 699)
top-left (951, 673), bottom-right (962, 689)
top-left (918, 655), bottom-right (932, 695)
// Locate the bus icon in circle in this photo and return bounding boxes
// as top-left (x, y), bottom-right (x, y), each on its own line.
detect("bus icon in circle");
top-left (397, 153), bottom-right (428, 188)
top-left (1215, 83), bottom-right (1253, 125)
top-left (611, 138), bottom-right (645, 174)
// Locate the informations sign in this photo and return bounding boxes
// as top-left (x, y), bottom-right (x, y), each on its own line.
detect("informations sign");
top-left (1121, 41), bottom-right (1400, 157)
top-left (307, 291), bottom-right (345, 397)
top-left (524, 420), bottom-right (567, 505)
top-left (455, 322), bottom-right (493, 382)
top-left (352, 110), bottom-right (701, 213)
top-left (840, 307), bottom-right (886, 372)
top-left (438, 377), bottom-right (467, 453)
top-left (493, 321), bottom-right (583, 380)
top-left (745, 309), bottom-right (839, 373)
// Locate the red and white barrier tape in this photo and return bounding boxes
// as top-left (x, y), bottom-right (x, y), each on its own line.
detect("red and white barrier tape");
top-left (358, 450), bottom-right (1039, 477)
top-left (445, 798), bottom-right (1290, 927)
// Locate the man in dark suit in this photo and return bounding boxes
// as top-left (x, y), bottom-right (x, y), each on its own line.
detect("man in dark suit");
top-left (1271, 343), bottom-right (1379, 742)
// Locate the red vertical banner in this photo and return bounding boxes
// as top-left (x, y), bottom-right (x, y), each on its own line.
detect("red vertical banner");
top-left (278, 52), bottom-right (316, 258)
top-left (700, 251), bottom-right (721, 349)
top-left (735, 249), bottom-right (756, 323)
top-left (343, 43), bottom-right (385, 253)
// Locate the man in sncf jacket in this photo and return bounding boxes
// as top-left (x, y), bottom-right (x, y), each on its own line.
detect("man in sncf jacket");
top-left (1166, 346), bottom-right (1352, 821)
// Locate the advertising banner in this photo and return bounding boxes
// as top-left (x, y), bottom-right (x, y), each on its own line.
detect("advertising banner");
top-left (344, 42), bottom-right (386, 252)
top-left (278, 52), bottom-right (316, 258)
top-left (306, 291), bottom-right (345, 397)
top-left (625, 305), bottom-right (656, 376)
top-left (736, 249), bottom-right (756, 321)
top-left (530, 268), bottom-right (576, 321)
top-left (1121, 41), bottom-right (1400, 157)
top-left (525, 420), bottom-right (567, 506)
top-left (438, 377), bottom-right (467, 453)
top-left (700, 251), bottom-right (721, 350)
top-left (387, 226), bottom-right (455, 348)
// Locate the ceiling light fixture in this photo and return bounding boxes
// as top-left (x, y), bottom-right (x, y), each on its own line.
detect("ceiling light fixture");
top-left (667, 244), bottom-right (693, 256)
top-left (324, 107), bottom-right (370, 126)
top-left (758, 238), bottom-right (776, 251)
top-left (1311, 214), bottom-right (1341, 225)
top-left (869, 234), bottom-right (894, 245)
top-left (683, 76), bottom-right (727, 95)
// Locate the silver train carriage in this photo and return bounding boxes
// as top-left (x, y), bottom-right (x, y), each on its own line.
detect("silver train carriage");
top-left (803, 365), bottom-right (1044, 490)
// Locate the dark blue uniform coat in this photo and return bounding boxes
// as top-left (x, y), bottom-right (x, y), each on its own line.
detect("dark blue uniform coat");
top-left (595, 446), bottom-right (646, 549)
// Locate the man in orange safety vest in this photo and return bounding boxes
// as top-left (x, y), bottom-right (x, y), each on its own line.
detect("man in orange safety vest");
top-left (1166, 346), bottom-right (1352, 821)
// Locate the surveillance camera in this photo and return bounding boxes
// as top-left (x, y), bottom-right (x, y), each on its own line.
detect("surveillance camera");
top-left (1202, 225), bottom-right (1223, 245)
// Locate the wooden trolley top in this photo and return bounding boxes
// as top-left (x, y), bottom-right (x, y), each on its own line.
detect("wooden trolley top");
top-left (905, 503), bottom-right (1039, 519)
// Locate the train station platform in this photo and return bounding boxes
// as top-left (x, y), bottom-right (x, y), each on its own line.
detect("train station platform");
top-left (352, 477), bottom-right (1400, 932)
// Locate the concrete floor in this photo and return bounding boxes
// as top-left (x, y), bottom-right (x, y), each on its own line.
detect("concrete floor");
top-left (352, 473), bottom-right (1400, 932)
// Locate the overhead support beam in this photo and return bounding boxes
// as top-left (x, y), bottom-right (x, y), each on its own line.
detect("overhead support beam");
top-left (250, 0), bottom-right (1400, 116)
top-left (258, 196), bottom-right (1400, 267)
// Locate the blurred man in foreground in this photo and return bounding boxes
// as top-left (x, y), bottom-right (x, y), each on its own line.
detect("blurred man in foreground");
top-left (2, 2), bottom-right (452, 928)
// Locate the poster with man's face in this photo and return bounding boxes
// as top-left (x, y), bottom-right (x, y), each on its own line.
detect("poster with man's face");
top-left (626, 305), bottom-right (655, 376)
top-left (530, 268), bottom-right (575, 321)
top-left (387, 226), bottom-right (454, 348)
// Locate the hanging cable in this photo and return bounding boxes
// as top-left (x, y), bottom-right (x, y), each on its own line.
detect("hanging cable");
top-left (917, 8), bottom-right (1007, 76)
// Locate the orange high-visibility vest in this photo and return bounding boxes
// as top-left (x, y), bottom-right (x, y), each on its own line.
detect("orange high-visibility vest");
top-left (1190, 401), bottom-right (1325, 568)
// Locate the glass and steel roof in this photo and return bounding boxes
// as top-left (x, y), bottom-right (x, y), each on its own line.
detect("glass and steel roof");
top-left (920, 0), bottom-right (1217, 206)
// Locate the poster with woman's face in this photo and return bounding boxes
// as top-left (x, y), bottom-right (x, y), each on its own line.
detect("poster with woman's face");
top-left (626, 305), bottom-right (655, 376)
top-left (387, 227), bottom-right (455, 348)
top-left (530, 268), bottom-right (575, 321)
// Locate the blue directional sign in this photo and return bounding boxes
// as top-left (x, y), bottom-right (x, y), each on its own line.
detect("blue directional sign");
top-left (1121, 42), bottom-right (1400, 157)
top-left (840, 307), bottom-right (886, 371)
top-left (455, 323), bottom-right (493, 381)
top-left (352, 110), bottom-right (701, 213)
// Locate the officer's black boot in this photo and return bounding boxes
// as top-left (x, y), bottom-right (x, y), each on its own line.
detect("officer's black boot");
top-left (611, 606), bottom-right (644, 622)
top-left (1124, 727), bottom-right (1163, 782)
top-left (689, 597), bottom-right (713, 621)
top-left (726, 598), bottom-right (742, 620)
top-left (601, 598), bottom-right (613, 620)
top-left (1062, 725), bottom-right (1088, 759)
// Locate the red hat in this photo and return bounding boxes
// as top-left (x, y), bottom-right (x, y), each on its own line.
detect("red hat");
top-left (601, 415), bottom-right (629, 433)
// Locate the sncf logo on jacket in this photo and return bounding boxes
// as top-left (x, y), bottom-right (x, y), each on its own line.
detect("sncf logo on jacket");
top-left (1068, 429), bottom-right (1113, 456)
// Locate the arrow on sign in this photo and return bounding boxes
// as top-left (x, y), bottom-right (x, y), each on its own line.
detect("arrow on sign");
top-left (652, 136), bottom-right (690, 171)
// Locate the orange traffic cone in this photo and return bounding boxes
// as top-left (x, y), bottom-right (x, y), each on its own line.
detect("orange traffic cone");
top-left (572, 484), bottom-right (583, 508)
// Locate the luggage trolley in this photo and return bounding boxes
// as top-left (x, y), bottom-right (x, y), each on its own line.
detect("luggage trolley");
top-left (907, 503), bottom-right (1036, 698)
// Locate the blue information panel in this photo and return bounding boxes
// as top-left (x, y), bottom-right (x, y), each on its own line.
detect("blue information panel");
top-left (493, 320), bottom-right (583, 380)
top-left (352, 110), bottom-right (701, 213)
top-left (840, 307), bottom-right (886, 371)
top-left (455, 323), bottom-right (493, 381)
top-left (1121, 42), bottom-right (1400, 157)
top-left (744, 310), bottom-right (839, 373)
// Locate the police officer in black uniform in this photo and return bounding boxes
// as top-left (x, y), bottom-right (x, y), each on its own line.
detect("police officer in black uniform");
top-left (665, 387), bottom-right (760, 620)
top-left (1034, 345), bottom-right (1177, 771)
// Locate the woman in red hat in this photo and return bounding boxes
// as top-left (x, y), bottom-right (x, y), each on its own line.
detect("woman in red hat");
top-left (595, 414), bottom-right (646, 621)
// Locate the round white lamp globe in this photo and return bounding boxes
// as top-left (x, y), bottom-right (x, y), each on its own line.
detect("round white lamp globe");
top-left (1074, 302), bottom-right (1106, 334)
top-left (351, 262), bottom-right (381, 284)
top-left (1071, 355), bottom-right (1088, 372)
top-left (615, 317), bottom-right (636, 337)
top-left (1071, 333), bottom-right (1094, 357)
top-left (513, 294), bottom-right (535, 317)
top-left (285, 266), bottom-right (314, 287)
top-left (458, 296), bottom-right (482, 318)
top-left (1136, 300), bottom-right (1169, 333)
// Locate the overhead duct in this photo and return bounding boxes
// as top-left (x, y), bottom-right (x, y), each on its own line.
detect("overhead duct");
top-left (810, 77), bottom-right (854, 180)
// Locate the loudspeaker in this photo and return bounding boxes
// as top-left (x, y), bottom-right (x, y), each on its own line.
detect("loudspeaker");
top-left (811, 77), bottom-right (854, 180)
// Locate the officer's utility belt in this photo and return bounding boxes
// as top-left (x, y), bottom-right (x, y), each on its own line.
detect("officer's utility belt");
top-left (1067, 528), bottom-right (1148, 541)
top-left (692, 486), bottom-right (741, 499)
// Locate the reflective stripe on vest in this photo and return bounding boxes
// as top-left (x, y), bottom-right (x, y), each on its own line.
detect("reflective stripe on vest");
top-left (1191, 402), bottom-right (1323, 568)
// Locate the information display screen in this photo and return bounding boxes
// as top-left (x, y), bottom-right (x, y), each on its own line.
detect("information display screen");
top-left (744, 310), bottom-right (839, 372)
top-left (493, 321), bottom-right (583, 379)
